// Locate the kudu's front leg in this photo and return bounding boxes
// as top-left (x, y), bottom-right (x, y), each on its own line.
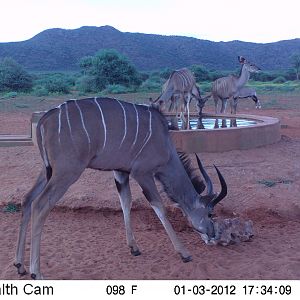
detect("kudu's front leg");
top-left (134, 174), bottom-right (192, 262)
top-left (113, 171), bottom-right (141, 256)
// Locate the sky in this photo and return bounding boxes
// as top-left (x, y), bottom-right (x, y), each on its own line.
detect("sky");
top-left (1, 0), bottom-right (299, 43)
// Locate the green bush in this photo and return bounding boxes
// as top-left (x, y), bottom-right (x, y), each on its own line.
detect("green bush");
top-left (104, 84), bottom-right (133, 94)
top-left (35, 73), bottom-right (72, 94)
top-left (272, 76), bottom-right (286, 83)
top-left (191, 65), bottom-right (210, 81)
top-left (79, 49), bottom-right (141, 91)
top-left (0, 57), bottom-right (33, 92)
top-left (1, 91), bottom-right (18, 99)
top-left (139, 77), bottom-right (163, 91)
top-left (33, 85), bottom-right (49, 97)
top-left (76, 75), bottom-right (97, 93)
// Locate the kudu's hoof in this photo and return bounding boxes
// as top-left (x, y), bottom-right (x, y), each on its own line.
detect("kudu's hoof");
top-left (14, 263), bottom-right (28, 276)
top-left (181, 255), bottom-right (192, 263)
top-left (130, 248), bottom-right (141, 256)
top-left (31, 273), bottom-right (37, 280)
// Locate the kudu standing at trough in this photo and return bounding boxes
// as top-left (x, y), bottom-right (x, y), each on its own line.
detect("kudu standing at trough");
top-left (204, 56), bottom-right (260, 114)
top-left (14, 97), bottom-right (227, 279)
top-left (152, 68), bottom-right (205, 129)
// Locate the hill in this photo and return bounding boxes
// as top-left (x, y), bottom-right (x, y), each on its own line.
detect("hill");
top-left (0, 25), bottom-right (299, 71)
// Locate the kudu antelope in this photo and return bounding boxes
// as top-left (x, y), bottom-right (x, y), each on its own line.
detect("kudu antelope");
top-left (152, 68), bottom-right (205, 129)
top-left (14, 97), bottom-right (227, 279)
top-left (237, 86), bottom-right (261, 109)
top-left (206, 56), bottom-right (260, 114)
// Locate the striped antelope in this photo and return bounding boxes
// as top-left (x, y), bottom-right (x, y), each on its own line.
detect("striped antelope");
top-left (237, 86), bottom-right (261, 109)
top-left (209, 56), bottom-right (260, 114)
top-left (14, 97), bottom-right (227, 279)
top-left (152, 68), bottom-right (204, 129)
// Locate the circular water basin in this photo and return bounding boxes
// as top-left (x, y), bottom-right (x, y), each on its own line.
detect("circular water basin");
top-left (168, 113), bottom-right (281, 153)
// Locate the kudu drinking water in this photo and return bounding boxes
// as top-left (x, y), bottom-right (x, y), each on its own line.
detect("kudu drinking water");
top-left (152, 68), bottom-right (205, 129)
top-left (14, 97), bottom-right (227, 279)
top-left (204, 56), bottom-right (260, 114)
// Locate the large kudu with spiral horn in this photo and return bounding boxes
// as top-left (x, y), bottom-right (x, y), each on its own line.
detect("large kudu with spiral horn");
top-left (14, 97), bottom-right (227, 279)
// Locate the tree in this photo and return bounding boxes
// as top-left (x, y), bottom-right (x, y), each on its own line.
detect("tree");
top-left (79, 49), bottom-right (141, 91)
top-left (291, 53), bottom-right (300, 81)
top-left (0, 57), bottom-right (33, 92)
top-left (190, 65), bottom-right (210, 82)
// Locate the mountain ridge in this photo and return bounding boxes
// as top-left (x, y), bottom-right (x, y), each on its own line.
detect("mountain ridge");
top-left (0, 25), bottom-right (299, 71)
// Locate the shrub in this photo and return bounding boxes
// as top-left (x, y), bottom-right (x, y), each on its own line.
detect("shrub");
top-left (139, 77), bottom-right (163, 91)
top-left (79, 49), bottom-right (141, 91)
top-left (191, 65), bottom-right (210, 82)
top-left (1, 91), bottom-right (18, 99)
top-left (272, 76), bottom-right (286, 83)
top-left (103, 84), bottom-right (133, 94)
top-left (76, 75), bottom-right (97, 93)
top-left (0, 57), bottom-right (33, 92)
top-left (33, 85), bottom-right (49, 97)
top-left (35, 73), bottom-right (72, 94)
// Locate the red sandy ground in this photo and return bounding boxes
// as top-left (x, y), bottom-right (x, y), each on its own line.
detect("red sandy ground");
top-left (0, 102), bottom-right (300, 280)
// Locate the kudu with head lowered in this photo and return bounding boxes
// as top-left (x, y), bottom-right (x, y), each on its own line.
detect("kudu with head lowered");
top-left (152, 68), bottom-right (205, 129)
top-left (14, 97), bottom-right (227, 279)
top-left (207, 56), bottom-right (260, 114)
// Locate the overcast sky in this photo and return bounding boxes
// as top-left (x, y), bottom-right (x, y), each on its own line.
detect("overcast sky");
top-left (1, 0), bottom-right (299, 43)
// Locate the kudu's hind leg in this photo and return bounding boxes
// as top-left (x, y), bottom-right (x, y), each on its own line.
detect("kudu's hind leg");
top-left (30, 167), bottom-right (84, 279)
top-left (113, 171), bottom-right (141, 256)
top-left (14, 168), bottom-right (48, 276)
top-left (134, 174), bottom-right (192, 262)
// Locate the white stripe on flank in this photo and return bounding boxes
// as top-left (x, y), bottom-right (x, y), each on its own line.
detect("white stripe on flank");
top-left (116, 99), bottom-right (127, 147)
top-left (58, 105), bottom-right (62, 143)
top-left (40, 124), bottom-right (49, 167)
top-left (131, 104), bottom-right (139, 148)
top-left (65, 102), bottom-right (72, 135)
top-left (133, 107), bottom-right (152, 160)
top-left (94, 97), bottom-right (107, 150)
top-left (74, 100), bottom-right (91, 146)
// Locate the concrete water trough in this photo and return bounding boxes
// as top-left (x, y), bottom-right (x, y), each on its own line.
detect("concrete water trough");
top-left (167, 113), bottom-right (281, 153)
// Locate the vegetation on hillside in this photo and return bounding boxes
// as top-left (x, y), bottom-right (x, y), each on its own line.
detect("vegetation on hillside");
top-left (0, 26), bottom-right (300, 71)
